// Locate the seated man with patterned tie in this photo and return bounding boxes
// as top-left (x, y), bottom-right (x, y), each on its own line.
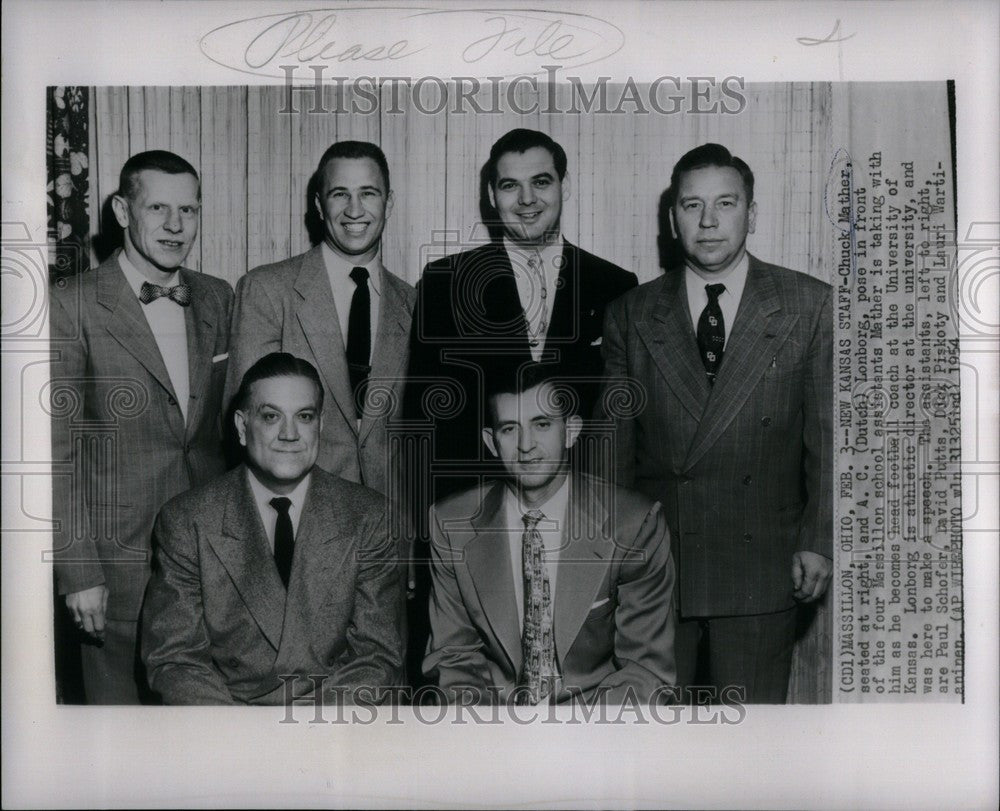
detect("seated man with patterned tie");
top-left (423, 365), bottom-right (676, 705)
top-left (142, 353), bottom-right (402, 705)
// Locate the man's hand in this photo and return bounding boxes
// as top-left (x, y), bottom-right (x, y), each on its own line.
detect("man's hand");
top-left (791, 551), bottom-right (832, 602)
top-left (66, 585), bottom-right (109, 641)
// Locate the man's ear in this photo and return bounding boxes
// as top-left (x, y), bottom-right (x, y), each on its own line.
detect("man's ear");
top-left (111, 194), bottom-right (131, 230)
top-left (668, 207), bottom-right (678, 240)
top-left (482, 427), bottom-right (498, 457)
top-left (487, 184), bottom-right (497, 210)
top-left (234, 409), bottom-right (248, 447)
top-left (747, 200), bottom-right (757, 235)
top-left (564, 415), bottom-right (583, 449)
top-left (561, 173), bottom-right (571, 201)
top-left (312, 192), bottom-right (324, 222)
top-left (384, 188), bottom-right (395, 219)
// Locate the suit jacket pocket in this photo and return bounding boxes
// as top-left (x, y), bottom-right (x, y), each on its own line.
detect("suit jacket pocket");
top-left (584, 595), bottom-right (616, 620)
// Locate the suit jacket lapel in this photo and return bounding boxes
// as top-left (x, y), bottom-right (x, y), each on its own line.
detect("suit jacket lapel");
top-left (479, 243), bottom-right (530, 342)
top-left (293, 247), bottom-right (358, 433)
top-left (552, 476), bottom-right (610, 663)
top-left (209, 467), bottom-right (287, 650)
top-left (545, 242), bottom-right (578, 343)
top-left (467, 481), bottom-right (521, 673)
top-left (684, 257), bottom-right (798, 470)
top-left (635, 271), bottom-right (710, 420)
top-left (359, 269), bottom-right (409, 443)
top-left (98, 253), bottom-right (185, 442)
top-left (181, 269), bottom-right (217, 435)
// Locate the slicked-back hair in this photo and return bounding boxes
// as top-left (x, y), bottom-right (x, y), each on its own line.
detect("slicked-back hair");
top-left (314, 140), bottom-right (391, 192)
top-left (486, 128), bottom-right (568, 188)
top-left (484, 363), bottom-right (578, 428)
top-left (233, 352), bottom-right (324, 413)
top-left (667, 143), bottom-right (755, 207)
top-left (118, 150), bottom-right (200, 201)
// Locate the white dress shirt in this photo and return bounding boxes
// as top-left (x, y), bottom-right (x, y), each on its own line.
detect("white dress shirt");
top-left (246, 467), bottom-right (312, 553)
top-left (503, 235), bottom-right (564, 361)
top-left (684, 252), bottom-right (750, 348)
top-left (504, 477), bottom-right (570, 630)
top-left (321, 242), bottom-right (383, 356)
top-left (119, 251), bottom-right (190, 423)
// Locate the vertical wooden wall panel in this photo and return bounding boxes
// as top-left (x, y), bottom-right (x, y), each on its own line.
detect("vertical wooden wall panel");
top-left (246, 86), bottom-right (292, 271)
top-left (200, 87), bottom-right (247, 287)
top-left (380, 83), bottom-right (448, 284)
top-left (126, 87), bottom-right (146, 155)
top-left (141, 87), bottom-right (171, 152)
top-left (92, 87), bottom-right (130, 260)
top-left (289, 84), bottom-right (339, 258)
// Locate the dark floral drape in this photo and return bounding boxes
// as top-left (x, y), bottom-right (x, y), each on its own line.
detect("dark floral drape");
top-left (47, 86), bottom-right (90, 280)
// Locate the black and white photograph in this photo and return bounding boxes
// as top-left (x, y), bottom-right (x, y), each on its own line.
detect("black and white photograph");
top-left (2, 1), bottom-right (997, 808)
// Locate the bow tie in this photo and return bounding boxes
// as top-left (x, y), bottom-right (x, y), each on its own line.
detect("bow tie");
top-left (139, 280), bottom-right (192, 307)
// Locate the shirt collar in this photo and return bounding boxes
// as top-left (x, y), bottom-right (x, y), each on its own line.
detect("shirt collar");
top-left (246, 466), bottom-right (312, 515)
top-left (503, 474), bottom-right (570, 528)
top-left (117, 250), bottom-right (180, 298)
top-left (684, 251), bottom-right (750, 300)
top-left (321, 242), bottom-right (382, 297)
top-left (502, 234), bottom-right (564, 272)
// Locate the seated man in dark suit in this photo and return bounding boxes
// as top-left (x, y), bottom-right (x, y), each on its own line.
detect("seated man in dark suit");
top-left (142, 353), bottom-right (402, 705)
top-left (424, 366), bottom-right (676, 705)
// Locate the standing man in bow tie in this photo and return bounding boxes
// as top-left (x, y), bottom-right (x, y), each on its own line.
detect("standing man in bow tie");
top-left (226, 141), bottom-right (415, 498)
top-left (50, 150), bottom-right (234, 703)
top-left (600, 143), bottom-right (833, 703)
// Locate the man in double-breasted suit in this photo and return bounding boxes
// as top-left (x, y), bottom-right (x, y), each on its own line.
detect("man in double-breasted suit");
top-left (142, 353), bottom-right (402, 705)
top-left (49, 150), bottom-right (234, 703)
top-left (424, 368), bottom-right (676, 705)
top-left (601, 144), bottom-right (833, 703)
top-left (226, 141), bottom-right (415, 497)
top-left (407, 128), bottom-right (637, 498)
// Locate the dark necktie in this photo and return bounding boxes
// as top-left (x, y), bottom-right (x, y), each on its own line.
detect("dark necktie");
top-left (346, 266), bottom-right (371, 416)
top-left (697, 283), bottom-right (726, 383)
top-left (270, 496), bottom-right (294, 589)
top-left (139, 280), bottom-right (191, 306)
top-left (518, 509), bottom-right (555, 705)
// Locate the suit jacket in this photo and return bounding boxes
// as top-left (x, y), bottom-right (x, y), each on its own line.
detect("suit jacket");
top-left (49, 251), bottom-right (233, 620)
top-left (141, 465), bottom-right (402, 705)
top-left (406, 240), bottom-right (637, 502)
top-left (225, 246), bottom-right (416, 496)
top-left (601, 255), bottom-right (833, 617)
top-left (423, 475), bottom-right (676, 704)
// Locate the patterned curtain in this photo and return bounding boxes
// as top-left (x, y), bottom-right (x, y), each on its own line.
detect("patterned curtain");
top-left (47, 86), bottom-right (90, 280)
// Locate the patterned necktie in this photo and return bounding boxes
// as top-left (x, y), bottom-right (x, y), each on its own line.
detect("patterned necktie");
top-left (270, 496), bottom-right (294, 589)
top-left (139, 280), bottom-right (191, 306)
top-left (697, 283), bottom-right (726, 383)
top-left (526, 253), bottom-right (547, 350)
top-left (346, 266), bottom-right (371, 417)
top-left (518, 508), bottom-right (555, 705)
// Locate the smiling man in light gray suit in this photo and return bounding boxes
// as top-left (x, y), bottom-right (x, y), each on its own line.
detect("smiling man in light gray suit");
top-left (600, 143), bottom-right (833, 703)
top-left (50, 150), bottom-right (233, 704)
top-left (142, 353), bottom-right (402, 705)
top-left (225, 141), bottom-right (415, 498)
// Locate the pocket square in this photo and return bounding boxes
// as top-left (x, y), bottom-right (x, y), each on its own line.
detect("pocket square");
top-left (590, 337), bottom-right (603, 347)
top-left (589, 597), bottom-right (610, 609)
top-left (212, 353), bottom-right (229, 363)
